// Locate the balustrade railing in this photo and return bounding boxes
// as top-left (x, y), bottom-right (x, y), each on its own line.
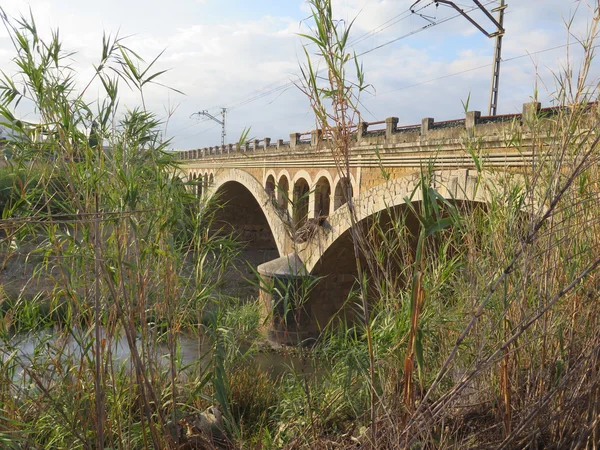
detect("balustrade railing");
top-left (176, 101), bottom-right (580, 161)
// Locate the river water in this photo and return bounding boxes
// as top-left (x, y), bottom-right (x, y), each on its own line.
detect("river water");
top-left (1, 249), bottom-right (308, 380)
top-left (1, 326), bottom-right (305, 381)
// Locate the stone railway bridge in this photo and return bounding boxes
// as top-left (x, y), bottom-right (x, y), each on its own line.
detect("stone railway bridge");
top-left (176, 102), bottom-right (558, 343)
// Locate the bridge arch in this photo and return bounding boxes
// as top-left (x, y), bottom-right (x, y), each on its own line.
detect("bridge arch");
top-left (280, 169), bottom-right (494, 338)
top-left (193, 173), bottom-right (199, 197)
top-left (198, 172), bottom-right (204, 197)
top-left (313, 175), bottom-right (332, 218)
top-left (202, 171), bottom-right (209, 191)
top-left (302, 169), bottom-right (489, 273)
top-left (311, 170), bottom-right (334, 192)
top-left (292, 170), bottom-right (313, 187)
top-left (207, 168), bottom-right (292, 256)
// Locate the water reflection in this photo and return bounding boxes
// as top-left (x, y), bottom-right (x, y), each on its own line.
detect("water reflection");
top-left (1, 327), bottom-right (304, 380)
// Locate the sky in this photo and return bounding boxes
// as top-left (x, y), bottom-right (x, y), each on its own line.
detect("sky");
top-left (0, 0), bottom-right (598, 150)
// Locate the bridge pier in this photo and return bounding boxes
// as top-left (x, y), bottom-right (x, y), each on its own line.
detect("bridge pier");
top-left (258, 245), bottom-right (361, 345)
top-left (257, 254), bottom-right (317, 345)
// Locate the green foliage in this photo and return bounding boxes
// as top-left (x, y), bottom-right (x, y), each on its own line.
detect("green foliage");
top-left (0, 167), bottom-right (16, 212)
top-left (0, 8), bottom-right (241, 450)
top-left (0, 166), bottom-right (72, 217)
top-left (228, 364), bottom-right (278, 436)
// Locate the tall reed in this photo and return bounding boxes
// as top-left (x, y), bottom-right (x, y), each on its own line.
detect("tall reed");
top-left (0, 9), bottom-right (241, 449)
top-left (296, 1), bottom-right (600, 448)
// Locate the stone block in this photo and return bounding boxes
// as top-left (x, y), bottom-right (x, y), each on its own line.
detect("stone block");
top-left (358, 122), bottom-right (369, 140)
top-left (421, 117), bottom-right (434, 135)
top-left (290, 133), bottom-right (301, 150)
top-left (311, 129), bottom-right (323, 147)
top-left (466, 111), bottom-right (481, 134)
top-left (386, 117), bottom-right (399, 140)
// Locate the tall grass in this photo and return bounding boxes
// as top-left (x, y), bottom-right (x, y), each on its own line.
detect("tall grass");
top-left (0, 9), bottom-right (244, 449)
top-left (298, 1), bottom-right (380, 444)
top-left (292, 1), bottom-right (600, 449)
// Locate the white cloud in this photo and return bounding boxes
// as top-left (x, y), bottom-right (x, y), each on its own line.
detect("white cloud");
top-left (0, 0), bottom-right (597, 149)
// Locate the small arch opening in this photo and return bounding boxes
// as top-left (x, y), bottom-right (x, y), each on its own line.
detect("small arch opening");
top-left (197, 174), bottom-right (203, 198)
top-left (314, 176), bottom-right (331, 218)
top-left (293, 178), bottom-right (310, 227)
top-left (203, 173), bottom-right (209, 191)
top-left (277, 175), bottom-right (289, 211)
top-left (209, 173), bottom-right (214, 186)
top-left (191, 173), bottom-right (197, 195)
top-left (334, 177), bottom-right (353, 210)
top-left (265, 175), bottom-right (276, 202)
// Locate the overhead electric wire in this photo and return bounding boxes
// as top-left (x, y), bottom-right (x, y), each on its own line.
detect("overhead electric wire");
top-left (197, 4), bottom-right (445, 114)
top-left (214, 1), bottom-right (495, 114)
top-left (176, 30), bottom-right (573, 144)
top-left (346, 8), bottom-right (413, 47)
top-left (167, 121), bottom-right (200, 135)
top-left (246, 0), bottom-right (498, 107)
top-left (356, 0), bottom-right (496, 57)
top-left (203, 73), bottom-right (297, 113)
top-left (178, 122), bottom-right (221, 139)
top-left (176, 39), bottom-right (584, 146)
top-left (185, 0), bottom-right (545, 128)
top-left (197, 11), bottom-right (418, 115)
top-left (227, 74), bottom-right (302, 111)
top-left (378, 41), bottom-right (595, 95)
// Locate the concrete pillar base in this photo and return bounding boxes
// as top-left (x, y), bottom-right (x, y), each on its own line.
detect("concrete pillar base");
top-left (257, 253), bottom-right (318, 345)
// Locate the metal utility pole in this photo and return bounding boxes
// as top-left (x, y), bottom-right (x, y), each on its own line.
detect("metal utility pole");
top-left (488, 0), bottom-right (506, 116)
top-left (410, 0), bottom-right (506, 115)
top-left (191, 108), bottom-right (227, 145)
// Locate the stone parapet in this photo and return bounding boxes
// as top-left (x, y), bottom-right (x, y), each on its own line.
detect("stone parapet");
top-left (176, 101), bottom-right (581, 162)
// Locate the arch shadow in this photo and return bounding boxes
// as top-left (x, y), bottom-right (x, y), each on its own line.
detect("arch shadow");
top-left (207, 169), bottom-right (293, 256)
top-left (301, 169), bottom-right (494, 273)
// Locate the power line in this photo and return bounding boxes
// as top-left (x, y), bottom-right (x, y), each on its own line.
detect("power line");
top-left (190, 108), bottom-right (227, 145)
top-left (347, 9), bottom-right (413, 47)
top-left (185, 0), bottom-right (541, 125)
top-left (203, 73), bottom-right (296, 112)
top-left (178, 122), bottom-right (221, 139)
top-left (176, 39), bottom-right (581, 144)
top-left (198, 2), bottom-right (482, 115)
top-left (228, 76), bottom-right (301, 111)
top-left (167, 121), bottom-right (201, 135)
top-left (412, 1), bottom-right (506, 115)
top-left (180, 40), bottom-right (587, 144)
top-left (216, 0), bottom-right (496, 114)
top-left (356, 0), bottom-right (496, 57)
top-left (377, 42), bottom-right (585, 96)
